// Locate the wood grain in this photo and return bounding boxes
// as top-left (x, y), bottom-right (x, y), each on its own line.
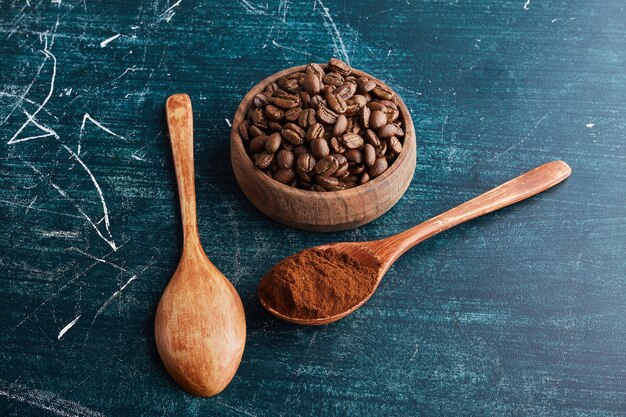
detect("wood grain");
top-left (0, 0), bottom-right (624, 416)
top-left (230, 65), bottom-right (416, 232)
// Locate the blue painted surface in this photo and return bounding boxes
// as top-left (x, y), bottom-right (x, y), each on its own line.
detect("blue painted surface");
top-left (0, 0), bottom-right (624, 416)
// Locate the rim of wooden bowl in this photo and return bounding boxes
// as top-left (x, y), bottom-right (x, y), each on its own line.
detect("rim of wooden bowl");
top-left (230, 64), bottom-right (416, 200)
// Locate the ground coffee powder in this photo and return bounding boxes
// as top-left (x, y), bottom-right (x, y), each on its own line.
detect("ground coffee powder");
top-left (258, 248), bottom-right (378, 320)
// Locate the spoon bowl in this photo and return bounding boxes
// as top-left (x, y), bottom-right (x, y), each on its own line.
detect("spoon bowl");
top-left (259, 161), bottom-right (572, 325)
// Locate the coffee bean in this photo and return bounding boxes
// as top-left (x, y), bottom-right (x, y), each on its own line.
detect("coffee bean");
top-left (378, 123), bottom-right (397, 138)
top-left (359, 106), bottom-right (371, 129)
top-left (277, 149), bottom-right (294, 168)
top-left (284, 107), bottom-right (301, 122)
top-left (253, 93), bottom-right (271, 108)
top-left (369, 157), bottom-right (388, 178)
top-left (371, 85), bottom-right (394, 101)
top-left (364, 129), bottom-right (380, 147)
top-left (332, 114), bottom-right (348, 137)
top-left (274, 168), bottom-right (295, 184)
top-left (264, 82), bottom-right (278, 94)
top-left (314, 155), bottom-right (339, 176)
top-left (328, 58), bottom-right (351, 76)
top-left (298, 108), bottom-right (316, 128)
top-left (315, 174), bottom-right (340, 190)
top-left (311, 138), bottom-right (330, 159)
top-left (264, 133), bottom-right (281, 153)
top-left (330, 136), bottom-right (345, 154)
top-left (305, 63), bottom-right (325, 79)
top-left (249, 135), bottom-right (267, 154)
top-left (316, 103), bottom-right (338, 125)
top-left (367, 102), bottom-right (386, 111)
top-left (306, 122), bottom-right (325, 142)
top-left (348, 164), bottom-right (365, 174)
top-left (251, 108), bottom-right (267, 128)
top-left (384, 106), bottom-right (400, 123)
top-left (277, 76), bottom-right (299, 93)
top-left (363, 143), bottom-right (376, 166)
top-left (282, 123), bottom-right (305, 145)
top-left (388, 136), bottom-right (403, 155)
top-left (332, 153), bottom-right (348, 166)
top-left (334, 82), bottom-right (356, 100)
top-left (296, 168), bottom-right (312, 183)
top-left (297, 153), bottom-right (316, 172)
top-left (358, 78), bottom-right (376, 93)
top-left (273, 92), bottom-right (300, 109)
top-left (322, 72), bottom-right (344, 87)
top-left (359, 172), bottom-right (370, 184)
top-left (309, 95), bottom-right (322, 109)
top-left (342, 133), bottom-right (364, 149)
top-left (255, 152), bottom-right (274, 169)
top-left (333, 162), bottom-right (349, 177)
top-left (303, 73), bottom-right (321, 96)
top-left (344, 149), bottom-right (362, 164)
top-left (265, 104), bottom-right (284, 121)
top-left (326, 93), bottom-right (347, 114)
top-left (238, 120), bottom-right (250, 141)
top-left (293, 145), bottom-right (308, 157)
top-left (369, 110), bottom-right (387, 130)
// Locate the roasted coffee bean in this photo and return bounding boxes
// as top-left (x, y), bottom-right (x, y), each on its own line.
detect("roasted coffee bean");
top-left (326, 93), bottom-right (347, 114)
top-left (332, 114), bottom-right (348, 137)
top-left (369, 157), bottom-right (388, 178)
top-left (249, 135), bottom-right (267, 154)
top-left (298, 108), bottom-right (316, 128)
top-left (265, 104), bottom-right (284, 122)
top-left (306, 122), bottom-right (325, 142)
top-left (371, 85), bottom-right (394, 100)
top-left (330, 136), bottom-right (345, 154)
top-left (238, 120), bottom-right (250, 141)
top-left (284, 107), bottom-right (301, 122)
top-left (274, 168), bottom-right (295, 184)
top-left (264, 133), bottom-right (282, 153)
top-left (363, 143), bottom-right (376, 166)
top-left (303, 73), bottom-right (321, 95)
top-left (388, 136), bottom-right (403, 155)
top-left (255, 152), bottom-right (274, 169)
top-left (282, 123), bottom-right (305, 145)
top-left (277, 149), bottom-right (295, 169)
top-left (378, 123), bottom-right (397, 138)
top-left (364, 129), bottom-right (380, 147)
top-left (251, 108), bottom-right (267, 128)
top-left (328, 58), bottom-right (351, 76)
top-left (344, 149), bottom-right (362, 164)
top-left (314, 155), bottom-right (339, 176)
top-left (322, 72), bottom-right (344, 86)
top-left (359, 106), bottom-right (371, 129)
top-left (311, 138), bottom-right (330, 159)
top-left (253, 93), bottom-right (271, 108)
top-left (369, 110), bottom-right (387, 130)
top-left (315, 174), bottom-right (340, 190)
top-left (297, 153), bottom-right (316, 172)
top-left (316, 103), bottom-right (338, 125)
top-left (241, 57), bottom-right (405, 191)
top-left (272, 92), bottom-right (300, 109)
top-left (342, 133), bottom-right (364, 149)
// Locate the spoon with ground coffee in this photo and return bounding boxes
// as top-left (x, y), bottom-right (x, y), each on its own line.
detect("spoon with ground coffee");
top-left (259, 160), bottom-right (571, 325)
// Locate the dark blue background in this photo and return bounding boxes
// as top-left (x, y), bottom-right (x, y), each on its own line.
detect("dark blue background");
top-left (1, 0), bottom-right (624, 415)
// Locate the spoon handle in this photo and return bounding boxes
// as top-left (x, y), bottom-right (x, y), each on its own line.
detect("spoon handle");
top-left (166, 94), bottom-right (199, 246)
top-left (380, 160), bottom-right (572, 263)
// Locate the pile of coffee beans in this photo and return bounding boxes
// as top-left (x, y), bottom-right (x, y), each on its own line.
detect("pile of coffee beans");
top-left (237, 58), bottom-right (405, 191)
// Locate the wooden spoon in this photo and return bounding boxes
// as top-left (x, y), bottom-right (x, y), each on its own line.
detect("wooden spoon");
top-left (260, 160), bottom-right (572, 325)
top-left (155, 94), bottom-right (246, 397)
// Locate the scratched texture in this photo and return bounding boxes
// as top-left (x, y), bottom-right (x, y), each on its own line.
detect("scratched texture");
top-left (0, 0), bottom-right (624, 416)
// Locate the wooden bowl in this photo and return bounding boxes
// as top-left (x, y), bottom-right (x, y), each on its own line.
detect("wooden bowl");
top-left (230, 65), bottom-right (416, 232)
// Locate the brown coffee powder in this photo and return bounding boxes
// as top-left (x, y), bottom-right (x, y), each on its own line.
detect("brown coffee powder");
top-left (258, 248), bottom-right (378, 320)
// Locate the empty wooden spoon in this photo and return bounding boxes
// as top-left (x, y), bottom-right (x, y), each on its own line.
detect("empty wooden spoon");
top-left (155, 94), bottom-right (246, 396)
top-left (259, 160), bottom-right (571, 325)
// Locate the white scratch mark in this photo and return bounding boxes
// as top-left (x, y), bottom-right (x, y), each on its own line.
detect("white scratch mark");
top-left (237, 0), bottom-right (268, 15)
top-left (99, 33), bottom-right (121, 48)
top-left (159, 0), bottom-right (182, 22)
top-left (551, 18), bottom-right (559, 23)
top-left (0, 380), bottom-right (105, 417)
top-left (41, 230), bottom-right (80, 238)
top-left (51, 0), bottom-right (61, 5)
top-left (7, 43), bottom-right (57, 145)
top-left (69, 247), bottom-right (126, 272)
top-left (225, 118), bottom-right (232, 127)
top-left (586, 123), bottom-right (595, 128)
top-left (58, 315), bottom-right (81, 339)
top-left (78, 113), bottom-right (125, 155)
top-left (131, 154), bottom-right (144, 161)
top-left (26, 196), bottom-right (38, 214)
top-left (523, 0), bottom-right (530, 10)
top-left (315, 0), bottom-right (349, 63)
top-left (22, 160), bottom-right (117, 251)
top-left (410, 341), bottom-right (419, 361)
top-left (91, 275), bottom-right (137, 322)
